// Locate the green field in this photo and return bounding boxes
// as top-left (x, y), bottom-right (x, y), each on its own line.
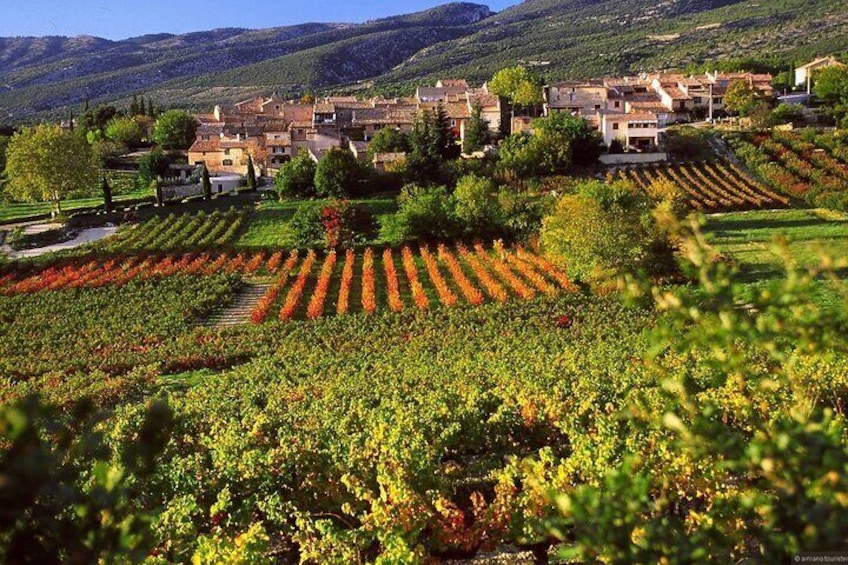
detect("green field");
top-left (706, 209), bottom-right (848, 279)
top-left (0, 187), bottom-right (150, 223)
top-left (235, 196), bottom-right (397, 248)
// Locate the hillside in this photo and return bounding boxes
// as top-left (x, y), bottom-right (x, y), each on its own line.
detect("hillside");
top-left (2, 0), bottom-right (848, 120)
top-left (0, 3), bottom-right (493, 120)
top-left (376, 0), bottom-right (848, 87)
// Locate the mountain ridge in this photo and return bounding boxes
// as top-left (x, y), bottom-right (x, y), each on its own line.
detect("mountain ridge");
top-left (1, 0), bottom-right (847, 122)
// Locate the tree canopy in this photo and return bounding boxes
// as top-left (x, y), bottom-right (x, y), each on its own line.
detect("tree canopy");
top-left (367, 128), bottom-right (411, 160)
top-left (462, 104), bottom-right (490, 154)
top-left (105, 116), bottom-right (144, 148)
top-left (314, 149), bottom-right (364, 197)
top-left (275, 155), bottom-right (316, 199)
top-left (4, 125), bottom-right (99, 213)
top-left (489, 66), bottom-right (544, 108)
top-left (152, 110), bottom-right (199, 150)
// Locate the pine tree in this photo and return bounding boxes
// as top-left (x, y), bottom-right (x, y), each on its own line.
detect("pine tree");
top-left (407, 111), bottom-right (442, 184)
top-left (130, 94), bottom-right (139, 116)
top-left (102, 175), bottom-right (113, 212)
top-left (463, 103), bottom-right (489, 155)
top-left (139, 98), bottom-right (147, 117)
top-left (202, 164), bottom-right (212, 201)
top-left (147, 99), bottom-right (156, 118)
top-left (431, 104), bottom-right (457, 159)
top-left (246, 155), bottom-right (257, 191)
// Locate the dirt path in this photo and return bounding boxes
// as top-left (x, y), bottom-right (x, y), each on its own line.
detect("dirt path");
top-left (1, 225), bottom-right (118, 259)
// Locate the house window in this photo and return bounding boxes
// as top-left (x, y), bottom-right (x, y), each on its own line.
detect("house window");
top-left (594, 104), bottom-right (601, 110)
top-left (614, 101), bottom-right (620, 108)
top-left (450, 120), bottom-right (457, 127)
top-left (223, 159), bottom-right (233, 166)
top-left (224, 149), bottom-right (231, 155)
top-left (694, 97), bottom-right (703, 104)
top-left (612, 123), bottom-right (619, 130)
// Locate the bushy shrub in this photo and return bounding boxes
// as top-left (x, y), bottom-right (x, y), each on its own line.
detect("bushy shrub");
top-left (275, 155), bottom-right (316, 199)
top-left (453, 175), bottom-right (503, 238)
top-left (314, 149), bottom-right (367, 197)
top-left (540, 179), bottom-right (672, 285)
top-left (380, 185), bottom-right (460, 243)
top-left (289, 203), bottom-right (325, 248)
top-left (290, 200), bottom-right (377, 249)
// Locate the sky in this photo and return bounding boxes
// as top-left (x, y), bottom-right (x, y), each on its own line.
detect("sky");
top-left (0, 0), bottom-right (519, 40)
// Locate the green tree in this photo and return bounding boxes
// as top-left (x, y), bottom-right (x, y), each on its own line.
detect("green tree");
top-left (0, 135), bottom-right (9, 177)
top-left (137, 149), bottom-right (170, 188)
top-left (152, 110), bottom-right (198, 150)
top-left (431, 104), bottom-right (458, 159)
top-left (80, 105), bottom-right (118, 136)
top-left (496, 132), bottom-right (543, 181)
top-left (462, 104), bottom-right (490, 154)
top-left (246, 155), bottom-right (258, 191)
top-left (489, 66), bottom-right (543, 133)
top-left (367, 128), bottom-right (411, 160)
top-left (533, 112), bottom-right (603, 167)
top-left (724, 80), bottom-right (761, 116)
top-left (407, 111), bottom-right (445, 184)
top-left (315, 149), bottom-right (364, 198)
top-left (813, 65), bottom-right (848, 106)
top-left (813, 66), bottom-right (848, 124)
top-left (453, 174), bottom-right (503, 237)
top-left (105, 116), bottom-right (144, 148)
top-left (102, 175), bottom-right (113, 212)
top-left (201, 164), bottom-right (212, 201)
top-left (4, 125), bottom-right (98, 215)
top-left (130, 94), bottom-right (140, 116)
top-left (275, 154), bottom-right (316, 198)
top-left (380, 185), bottom-right (459, 243)
top-left (540, 179), bottom-right (658, 284)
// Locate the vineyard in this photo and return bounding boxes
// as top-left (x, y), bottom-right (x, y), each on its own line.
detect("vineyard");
top-left (727, 129), bottom-right (848, 211)
top-left (100, 208), bottom-right (250, 253)
top-left (0, 242), bottom-right (576, 320)
top-left (617, 160), bottom-right (789, 211)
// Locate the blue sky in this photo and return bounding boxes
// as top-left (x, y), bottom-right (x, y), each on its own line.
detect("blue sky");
top-left (1, 1), bottom-right (518, 40)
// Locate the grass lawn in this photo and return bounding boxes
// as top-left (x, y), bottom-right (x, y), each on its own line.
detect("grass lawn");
top-left (705, 208), bottom-right (848, 305)
top-left (0, 188), bottom-right (150, 224)
top-left (235, 195), bottom-right (398, 249)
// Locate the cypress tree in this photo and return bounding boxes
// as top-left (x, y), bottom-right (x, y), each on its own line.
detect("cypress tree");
top-left (432, 104), bottom-right (457, 159)
top-left (139, 98), bottom-right (147, 117)
top-left (102, 175), bottom-right (113, 212)
top-left (147, 99), bottom-right (156, 118)
top-left (246, 155), bottom-right (257, 191)
top-left (462, 103), bottom-right (489, 155)
top-left (152, 178), bottom-right (164, 207)
top-left (130, 94), bottom-right (139, 116)
top-left (202, 164), bottom-right (212, 201)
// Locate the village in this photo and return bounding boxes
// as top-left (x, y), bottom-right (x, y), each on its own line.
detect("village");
top-left (185, 63), bottom-right (829, 182)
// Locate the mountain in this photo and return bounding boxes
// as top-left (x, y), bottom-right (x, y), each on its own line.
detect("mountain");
top-left (1, 0), bottom-right (847, 121)
top-left (0, 3), bottom-right (493, 120)
top-left (374, 0), bottom-right (848, 87)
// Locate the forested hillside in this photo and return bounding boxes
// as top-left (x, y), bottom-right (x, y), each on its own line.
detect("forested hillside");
top-left (1, 0), bottom-right (847, 120)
